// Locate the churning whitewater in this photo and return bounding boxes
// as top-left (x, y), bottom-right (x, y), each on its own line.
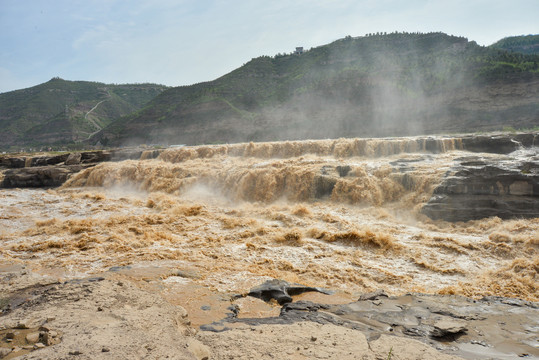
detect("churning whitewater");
top-left (1, 136), bottom-right (537, 305)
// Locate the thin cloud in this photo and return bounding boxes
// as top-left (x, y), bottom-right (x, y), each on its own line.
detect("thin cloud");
top-left (0, 0), bottom-right (538, 92)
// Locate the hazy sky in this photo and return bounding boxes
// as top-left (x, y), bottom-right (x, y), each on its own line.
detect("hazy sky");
top-left (1, 0), bottom-right (538, 93)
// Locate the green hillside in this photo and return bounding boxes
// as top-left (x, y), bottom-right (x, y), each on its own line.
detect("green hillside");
top-left (490, 35), bottom-right (539, 55)
top-left (0, 78), bottom-right (167, 150)
top-left (96, 32), bottom-right (539, 147)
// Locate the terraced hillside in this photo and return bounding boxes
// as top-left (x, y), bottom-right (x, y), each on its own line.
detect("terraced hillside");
top-left (0, 78), bottom-right (167, 150)
top-left (94, 32), bottom-right (539, 147)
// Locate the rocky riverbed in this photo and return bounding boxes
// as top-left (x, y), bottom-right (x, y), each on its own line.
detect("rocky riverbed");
top-left (0, 148), bottom-right (162, 188)
top-left (1, 264), bottom-right (538, 359)
top-left (1, 133), bottom-right (538, 222)
top-left (1, 133), bottom-right (538, 359)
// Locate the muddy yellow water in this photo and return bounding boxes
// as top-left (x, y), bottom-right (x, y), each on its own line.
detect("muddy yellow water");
top-left (1, 138), bottom-right (537, 307)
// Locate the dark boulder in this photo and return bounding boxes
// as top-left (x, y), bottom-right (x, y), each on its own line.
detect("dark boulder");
top-left (0, 165), bottom-right (87, 188)
top-left (111, 148), bottom-right (150, 161)
top-left (461, 134), bottom-right (521, 154)
top-left (202, 287), bottom-right (539, 359)
top-left (64, 152), bottom-right (82, 165)
top-left (80, 151), bottom-right (112, 163)
top-left (422, 152), bottom-right (539, 221)
top-left (0, 156), bottom-right (26, 168)
top-left (358, 289), bottom-right (389, 301)
top-left (459, 133), bottom-right (539, 154)
top-left (336, 165), bottom-right (352, 177)
top-left (429, 318), bottom-right (467, 339)
top-left (514, 133), bottom-right (539, 148)
top-left (247, 279), bottom-right (333, 305)
top-left (0, 147), bottom-right (162, 189)
top-left (314, 175), bottom-right (337, 198)
top-left (28, 153), bottom-right (70, 167)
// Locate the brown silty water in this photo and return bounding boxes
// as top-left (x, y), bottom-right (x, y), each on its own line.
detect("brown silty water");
top-left (1, 137), bottom-right (537, 309)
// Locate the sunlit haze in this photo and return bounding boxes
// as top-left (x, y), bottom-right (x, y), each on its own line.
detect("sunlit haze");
top-left (1, 0), bottom-right (538, 93)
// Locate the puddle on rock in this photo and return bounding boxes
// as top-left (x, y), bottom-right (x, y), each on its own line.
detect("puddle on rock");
top-left (162, 280), bottom-right (237, 328)
top-left (0, 326), bottom-right (61, 360)
top-left (292, 290), bottom-right (355, 305)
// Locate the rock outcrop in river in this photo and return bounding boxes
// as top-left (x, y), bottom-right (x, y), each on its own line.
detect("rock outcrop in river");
top-left (1, 133), bottom-right (538, 222)
top-left (421, 150), bottom-right (539, 221)
top-left (1, 134), bottom-right (537, 359)
top-left (200, 280), bottom-right (539, 360)
top-left (0, 148), bottom-right (162, 188)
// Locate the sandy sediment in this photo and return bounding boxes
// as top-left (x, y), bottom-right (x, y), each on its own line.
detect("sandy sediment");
top-left (1, 138), bottom-right (537, 359)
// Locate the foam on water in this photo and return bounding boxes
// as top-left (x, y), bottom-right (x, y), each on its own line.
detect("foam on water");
top-left (1, 138), bottom-right (537, 300)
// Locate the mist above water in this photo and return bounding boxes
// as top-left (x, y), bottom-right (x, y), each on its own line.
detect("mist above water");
top-left (1, 134), bottom-right (538, 310)
top-left (106, 33), bottom-right (538, 148)
top-left (65, 137), bottom-right (464, 207)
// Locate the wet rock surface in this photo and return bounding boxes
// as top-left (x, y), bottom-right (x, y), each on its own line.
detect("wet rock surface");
top-left (307, 133), bottom-right (539, 222)
top-left (1, 134), bottom-right (538, 359)
top-left (1, 133), bottom-right (537, 196)
top-left (0, 147), bottom-right (163, 188)
top-left (0, 264), bottom-right (196, 360)
top-left (202, 286), bottom-right (539, 360)
top-left (2, 262), bottom-right (538, 360)
top-left (422, 148), bottom-right (539, 221)
top-left (0, 165), bottom-right (90, 188)
top-left (0, 326), bottom-right (61, 359)
top-left (247, 279), bottom-right (334, 305)
top-left (460, 133), bottom-right (538, 154)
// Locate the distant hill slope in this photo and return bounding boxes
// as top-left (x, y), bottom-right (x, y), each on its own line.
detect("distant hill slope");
top-left (490, 35), bottom-right (539, 55)
top-left (0, 78), bottom-right (167, 150)
top-left (95, 32), bottom-right (539, 147)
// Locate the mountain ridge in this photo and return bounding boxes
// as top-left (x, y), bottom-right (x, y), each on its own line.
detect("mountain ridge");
top-left (0, 78), bottom-right (167, 150)
top-left (1, 32), bottom-right (538, 150)
top-left (490, 34), bottom-right (539, 55)
top-left (94, 32), bottom-right (539, 146)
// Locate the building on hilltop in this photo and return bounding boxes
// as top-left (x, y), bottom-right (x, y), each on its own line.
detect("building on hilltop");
top-left (294, 47), bottom-right (304, 55)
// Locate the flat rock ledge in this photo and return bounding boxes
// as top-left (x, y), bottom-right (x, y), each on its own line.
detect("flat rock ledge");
top-left (201, 285), bottom-right (539, 360)
top-left (0, 147), bottom-right (163, 188)
top-left (421, 147), bottom-right (539, 221)
top-left (2, 264), bottom-right (538, 360)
